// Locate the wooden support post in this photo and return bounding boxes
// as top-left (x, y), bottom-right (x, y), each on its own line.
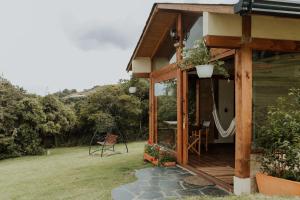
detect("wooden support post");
top-left (195, 80), bottom-right (200, 127)
top-left (176, 13), bottom-right (183, 62)
top-left (149, 75), bottom-right (155, 143)
top-left (234, 15), bottom-right (252, 179)
top-left (154, 95), bottom-right (158, 143)
top-left (176, 13), bottom-right (183, 164)
top-left (182, 70), bottom-right (189, 165)
top-left (177, 69), bottom-right (183, 164)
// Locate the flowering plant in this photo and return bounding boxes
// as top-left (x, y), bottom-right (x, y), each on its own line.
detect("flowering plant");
top-left (144, 143), bottom-right (159, 159)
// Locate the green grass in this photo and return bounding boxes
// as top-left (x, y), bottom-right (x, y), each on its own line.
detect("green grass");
top-left (1, 142), bottom-right (299, 200)
top-left (0, 142), bottom-right (149, 200)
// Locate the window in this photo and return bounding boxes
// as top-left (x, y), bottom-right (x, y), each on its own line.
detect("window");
top-left (252, 51), bottom-right (300, 147)
top-left (155, 79), bottom-right (177, 150)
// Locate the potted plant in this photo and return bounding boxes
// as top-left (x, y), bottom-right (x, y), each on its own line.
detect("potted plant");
top-left (144, 142), bottom-right (159, 165)
top-left (159, 149), bottom-right (176, 167)
top-left (256, 88), bottom-right (300, 196)
top-left (180, 39), bottom-right (229, 78)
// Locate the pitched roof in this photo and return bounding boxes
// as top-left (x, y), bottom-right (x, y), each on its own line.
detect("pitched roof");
top-left (126, 2), bottom-right (235, 71)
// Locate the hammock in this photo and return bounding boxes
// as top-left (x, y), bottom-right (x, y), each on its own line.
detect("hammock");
top-left (210, 79), bottom-right (236, 138)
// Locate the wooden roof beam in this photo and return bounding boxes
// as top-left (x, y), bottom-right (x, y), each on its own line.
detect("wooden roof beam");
top-left (204, 35), bottom-right (300, 52)
top-left (157, 3), bottom-right (235, 14)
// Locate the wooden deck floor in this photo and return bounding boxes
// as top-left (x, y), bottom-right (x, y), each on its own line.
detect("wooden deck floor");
top-left (188, 145), bottom-right (235, 186)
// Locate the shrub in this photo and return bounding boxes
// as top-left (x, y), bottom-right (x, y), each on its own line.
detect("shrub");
top-left (257, 88), bottom-right (300, 182)
top-left (14, 124), bottom-right (44, 156)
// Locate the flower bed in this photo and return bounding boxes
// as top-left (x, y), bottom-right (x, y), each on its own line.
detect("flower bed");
top-left (144, 141), bottom-right (176, 167)
top-left (144, 142), bottom-right (159, 165)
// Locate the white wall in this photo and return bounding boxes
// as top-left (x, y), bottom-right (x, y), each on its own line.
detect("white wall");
top-left (203, 12), bottom-right (300, 41)
top-left (153, 57), bottom-right (169, 71)
top-left (132, 57), bottom-right (151, 73)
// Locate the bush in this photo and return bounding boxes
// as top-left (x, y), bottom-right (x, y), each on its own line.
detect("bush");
top-left (257, 88), bottom-right (300, 182)
top-left (14, 124), bottom-right (44, 156)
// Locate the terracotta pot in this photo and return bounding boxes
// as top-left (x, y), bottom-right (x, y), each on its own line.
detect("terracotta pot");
top-left (144, 153), bottom-right (159, 165)
top-left (152, 160), bottom-right (159, 166)
top-left (144, 153), bottom-right (155, 162)
top-left (256, 173), bottom-right (300, 196)
top-left (162, 162), bottom-right (176, 167)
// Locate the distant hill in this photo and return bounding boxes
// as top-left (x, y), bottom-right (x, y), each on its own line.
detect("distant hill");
top-left (62, 85), bottom-right (114, 99)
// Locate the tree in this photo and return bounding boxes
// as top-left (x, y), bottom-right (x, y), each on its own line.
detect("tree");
top-left (119, 78), bottom-right (149, 139)
top-left (40, 95), bottom-right (76, 137)
top-left (0, 78), bottom-right (25, 136)
top-left (78, 84), bottom-right (142, 140)
top-left (41, 95), bottom-right (77, 146)
top-left (14, 97), bottom-right (46, 155)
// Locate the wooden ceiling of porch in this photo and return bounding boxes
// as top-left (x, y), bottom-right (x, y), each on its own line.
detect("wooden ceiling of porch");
top-left (127, 3), bottom-right (235, 71)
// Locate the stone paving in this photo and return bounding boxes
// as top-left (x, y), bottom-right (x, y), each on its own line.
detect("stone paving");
top-left (112, 166), bottom-right (229, 200)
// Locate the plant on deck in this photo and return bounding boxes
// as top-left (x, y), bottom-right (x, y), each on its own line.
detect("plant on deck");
top-left (179, 39), bottom-right (229, 78)
top-left (159, 148), bottom-right (176, 165)
top-left (257, 88), bottom-right (300, 182)
top-left (144, 142), bottom-right (176, 166)
top-left (144, 143), bottom-right (160, 159)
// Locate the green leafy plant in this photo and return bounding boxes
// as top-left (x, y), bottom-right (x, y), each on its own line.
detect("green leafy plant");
top-left (144, 144), bottom-right (160, 159)
top-left (257, 88), bottom-right (300, 182)
top-left (159, 149), bottom-right (176, 164)
top-left (179, 39), bottom-right (229, 78)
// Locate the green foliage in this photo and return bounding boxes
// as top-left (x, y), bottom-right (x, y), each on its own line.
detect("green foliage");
top-left (14, 124), bottom-right (44, 156)
top-left (257, 88), bottom-right (300, 182)
top-left (0, 76), bottom-right (149, 159)
top-left (157, 95), bottom-right (177, 121)
top-left (0, 78), bottom-right (77, 159)
top-left (159, 149), bottom-right (176, 164)
top-left (180, 39), bottom-right (229, 78)
top-left (40, 95), bottom-right (76, 136)
top-left (78, 84), bottom-right (143, 141)
top-left (13, 97), bottom-right (46, 155)
top-left (0, 78), bottom-right (25, 136)
top-left (53, 88), bottom-right (77, 98)
top-left (144, 144), bottom-right (160, 159)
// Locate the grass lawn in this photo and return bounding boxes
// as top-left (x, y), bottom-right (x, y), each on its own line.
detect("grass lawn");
top-left (0, 142), bottom-right (149, 200)
top-left (0, 142), bottom-right (299, 200)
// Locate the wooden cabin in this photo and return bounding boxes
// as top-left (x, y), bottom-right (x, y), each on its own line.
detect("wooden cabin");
top-left (126, 0), bottom-right (300, 194)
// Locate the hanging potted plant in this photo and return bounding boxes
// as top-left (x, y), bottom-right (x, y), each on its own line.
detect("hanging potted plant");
top-left (180, 39), bottom-right (229, 78)
top-left (256, 88), bottom-right (300, 196)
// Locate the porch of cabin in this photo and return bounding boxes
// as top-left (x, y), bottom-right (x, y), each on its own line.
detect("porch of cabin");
top-left (128, 3), bottom-right (300, 194)
top-left (185, 58), bottom-right (236, 191)
top-left (154, 57), bottom-right (236, 191)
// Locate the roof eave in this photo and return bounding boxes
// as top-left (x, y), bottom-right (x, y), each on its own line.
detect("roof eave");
top-left (126, 3), bottom-right (235, 72)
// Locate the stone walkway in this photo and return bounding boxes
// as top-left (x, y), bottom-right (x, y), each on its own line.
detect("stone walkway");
top-left (112, 166), bottom-right (229, 200)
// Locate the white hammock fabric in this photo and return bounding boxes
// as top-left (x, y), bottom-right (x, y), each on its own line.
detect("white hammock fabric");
top-left (210, 79), bottom-right (236, 138)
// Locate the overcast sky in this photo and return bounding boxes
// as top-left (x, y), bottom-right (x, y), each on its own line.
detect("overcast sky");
top-left (0, 0), bottom-right (236, 95)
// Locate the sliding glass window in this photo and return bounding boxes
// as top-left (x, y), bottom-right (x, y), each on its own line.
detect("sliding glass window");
top-left (252, 51), bottom-right (300, 146)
